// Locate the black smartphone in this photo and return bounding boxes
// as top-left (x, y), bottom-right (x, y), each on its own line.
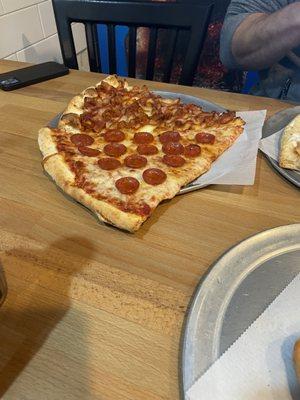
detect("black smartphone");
top-left (0, 62), bottom-right (69, 91)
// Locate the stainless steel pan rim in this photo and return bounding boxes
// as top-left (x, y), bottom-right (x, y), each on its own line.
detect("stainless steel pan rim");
top-left (261, 106), bottom-right (300, 188)
top-left (180, 223), bottom-right (300, 398)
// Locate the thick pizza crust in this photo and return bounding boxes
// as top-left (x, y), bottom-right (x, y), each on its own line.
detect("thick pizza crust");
top-left (38, 126), bottom-right (58, 158)
top-left (38, 127), bottom-right (210, 231)
top-left (58, 75), bottom-right (130, 132)
top-left (279, 115), bottom-right (300, 171)
top-left (294, 339), bottom-right (300, 382)
top-left (38, 127), bottom-right (145, 232)
top-left (39, 76), bottom-right (244, 232)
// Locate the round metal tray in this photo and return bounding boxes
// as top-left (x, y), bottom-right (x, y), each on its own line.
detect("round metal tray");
top-left (180, 223), bottom-right (300, 398)
top-left (262, 106), bottom-right (300, 188)
top-left (48, 91), bottom-right (226, 194)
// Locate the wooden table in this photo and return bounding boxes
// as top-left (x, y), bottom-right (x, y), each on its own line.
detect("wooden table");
top-left (0, 60), bottom-right (299, 400)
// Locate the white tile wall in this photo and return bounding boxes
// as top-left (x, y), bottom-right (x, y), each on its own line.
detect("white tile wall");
top-left (0, 6), bottom-right (44, 58)
top-left (2, 0), bottom-right (41, 14)
top-left (38, 0), bottom-right (56, 37)
top-left (17, 34), bottom-right (63, 63)
top-left (4, 53), bottom-right (18, 61)
top-left (0, 0), bottom-right (89, 70)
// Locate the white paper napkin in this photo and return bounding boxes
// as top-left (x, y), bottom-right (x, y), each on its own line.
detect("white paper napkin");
top-left (192, 110), bottom-right (266, 187)
top-left (187, 273), bottom-right (300, 400)
top-left (259, 129), bottom-right (283, 161)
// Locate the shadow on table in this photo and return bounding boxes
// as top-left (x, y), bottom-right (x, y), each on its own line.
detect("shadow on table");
top-left (0, 237), bottom-right (95, 398)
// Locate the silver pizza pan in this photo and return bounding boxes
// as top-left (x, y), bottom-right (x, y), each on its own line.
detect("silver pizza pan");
top-left (48, 91), bottom-right (226, 195)
top-left (180, 223), bottom-right (300, 398)
top-left (262, 106), bottom-right (300, 188)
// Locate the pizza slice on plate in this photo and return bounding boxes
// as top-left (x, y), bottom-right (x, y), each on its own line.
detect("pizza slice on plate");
top-left (294, 339), bottom-right (300, 382)
top-left (279, 114), bottom-right (300, 171)
top-left (38, 75), bottom-right (244, 232)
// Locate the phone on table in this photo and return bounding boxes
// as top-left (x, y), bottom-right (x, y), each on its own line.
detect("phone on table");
top-left (0, 61), bottom-right (69, 91)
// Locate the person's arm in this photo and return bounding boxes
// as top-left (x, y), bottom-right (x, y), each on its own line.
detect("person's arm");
top-left (232, 2), bottom-right (300, 70)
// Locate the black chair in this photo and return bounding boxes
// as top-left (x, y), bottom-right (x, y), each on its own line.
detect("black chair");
top-left (52, 0), bottom-right (213, 86)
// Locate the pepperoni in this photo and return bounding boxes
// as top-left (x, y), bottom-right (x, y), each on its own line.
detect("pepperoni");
top-left (124, 154), bottom-right (147, 169)
top-left (115, 177), bottom-right (139, 194)
top-left (102, 109), bottom-right (120, 121)
top-left (60, 113), bottom-right (81, 128)
top-left (133, 132), bottom-right (154, 144)
top-left (99, 81), bottom-right (114, 92)
top-left (162, 155), bottom-right (185, 167)
top-left (143, 168), bottom-right (167, 185)
top-left (203, 115), bottom-right (215, 127)
top-left (175, 119), bottom-right (185, 127)
top-left (159, 131), bottom-right (181, 144)
top-left (98, 157), bottom-right (121, 170)
top-left (219, 111), bottom-right (235, 124)
top-left (184, 144), bottom-right (201, 157)
top-left (78, 146), bottom-right (101, 157)
top-left (104, 130), bottom-right (125, 142)
top-left (93, 119), bottom-right (106, 131)
top-left (103, 143), bottom-right (127, 157)
top-left (84, 97), bottom-right (97, 109)
top-left (137, 144), bottom-right (158, 155)
top-left (90, 108), bottom-right (99, 117)
top-left (162, 142), bottom-right (184, 155)
top-left (195, 132), bottom-right (215, 144)
top-left (57, 143), bottom-right (69, 152)
top-left (80, 113), bottom-right (95, 129)
top-left (71, 134), bottom-right (94, 146)
top-left (138, 203), bottom-right (152, 216)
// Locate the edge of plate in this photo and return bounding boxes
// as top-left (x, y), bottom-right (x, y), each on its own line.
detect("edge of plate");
top-left (265, 155), bottom-right (300, 188)
top-left (179, 223), bottom-right (300, 399)
top-left (261, 106), bottom-right (300, 188)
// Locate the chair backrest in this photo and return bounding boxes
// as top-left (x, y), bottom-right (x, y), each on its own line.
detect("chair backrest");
top-left (52, 0), bottom-right (213, 86)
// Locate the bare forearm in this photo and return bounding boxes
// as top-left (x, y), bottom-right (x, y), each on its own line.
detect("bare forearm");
top-left (232, 3), bottom-right (300, 70)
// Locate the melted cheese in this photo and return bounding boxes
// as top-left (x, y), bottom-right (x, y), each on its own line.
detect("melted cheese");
top-left (54, 75), bottom-right (245, 220)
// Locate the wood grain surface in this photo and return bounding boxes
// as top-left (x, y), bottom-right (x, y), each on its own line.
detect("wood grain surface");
top-left (0, 60), bottom-right (299, 400)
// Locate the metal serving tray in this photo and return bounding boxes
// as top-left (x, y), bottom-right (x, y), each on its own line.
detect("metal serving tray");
top-left (181, 224), bottom-right (300, 398)
top-left (262, 106), bottom-right (300, 188)
top-left (48, 91), bottom-right (226, 194)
